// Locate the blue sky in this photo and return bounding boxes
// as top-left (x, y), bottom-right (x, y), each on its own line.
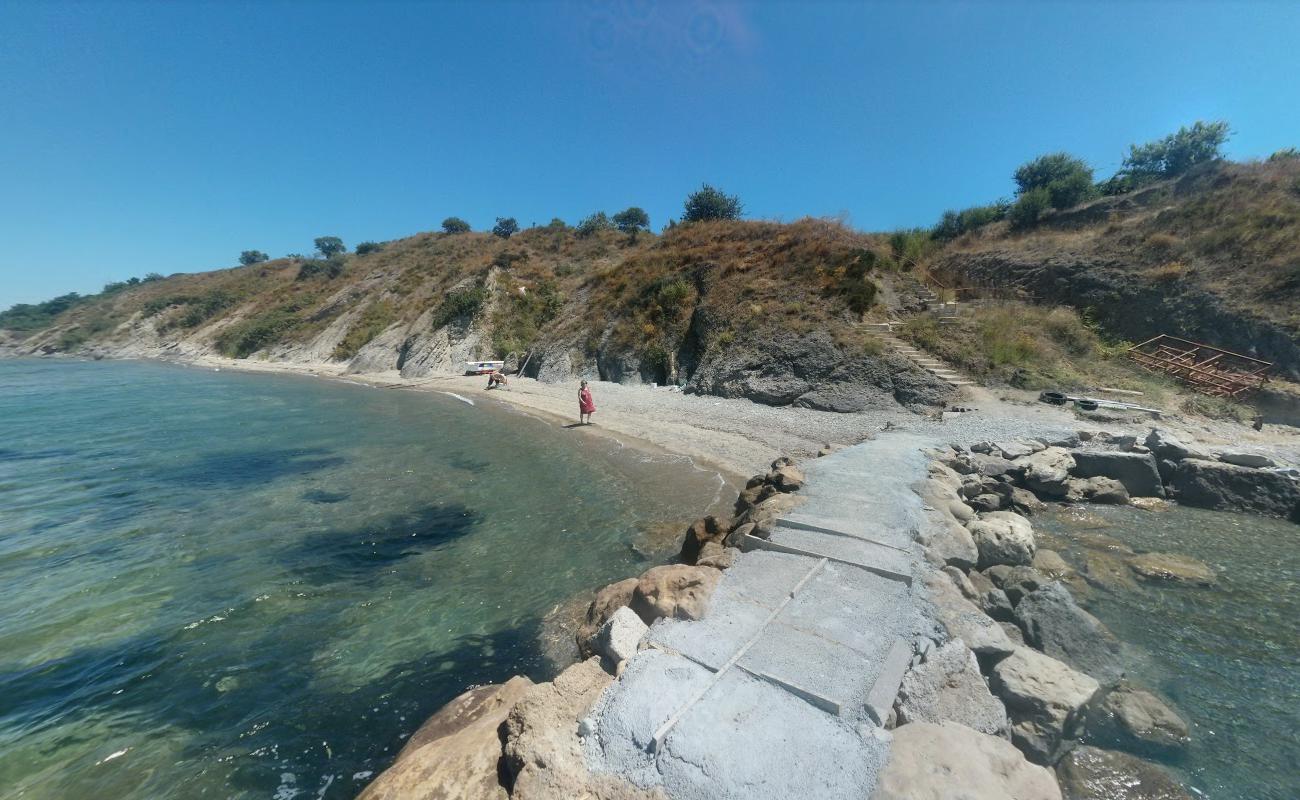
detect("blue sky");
top-left (1, 0), bottom-right (1297, 307)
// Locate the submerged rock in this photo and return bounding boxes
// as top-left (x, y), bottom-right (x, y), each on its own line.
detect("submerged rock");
top-left (1084, 682), bottom-right (1190, 754)
top-left (1166, 459), bottom-right (1300, 519)
top-left (1055, 745), bottom-right (1192, 800)
top-left (1016, 583), bottom-right (1125, 686)
top-left (990, 647), bottom-right (1100, 765)
top-left (873, 720), bottom-right (1062, 800)
top-left (1128, 552), bottom-right (1216, 586)
top-left (1032, 549), bottom-right (1074, 580)
top-left (358, 676), bottom-right (534, 800)
top-left (895, 641), bottom-right (1009, 735)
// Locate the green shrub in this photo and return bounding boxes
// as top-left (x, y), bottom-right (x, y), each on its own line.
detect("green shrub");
top-left (493, 250), bottom-right (529, 269)
top-left (314, 236), bottom-right (346, 257)
top-left (682, 183), bottom-right (743, 222)
top-left (888, 228), bottom-right (934, 268)
top-left (613, 207), bottom-right (650, 240)
top-left (332, 301), bottom-right (396, 360)
top-left (933, 202), bottom-right (1009, 240)
top-left (576, 211), bottom-right (614, 238)
top-left (1008, 187), bottom-right (1052, 230)
top-left (355, 241), bottom-right (383, 255)
top-left (152, 289), bottom-right (237, 329)
top-left (491, 280), bottom-right (562, 356)
top-left (492, 217), bottom-right (519, 239)
top-left (432, 284), bottom-right (489, 328)
top-left (215, 308), bottom-right (300, 358)
top-left (296, 257), bottom-right (346, 280)
top-left (442, 217), bottom-right (471, 234)
top-left (1014, 152), bottom-right (1096, 210)
top-left (0, 293), bottom-right (87, 331)
top-left (1119, 120), bottom-right (1230, 183)
top-left (239, 250), bottom-right (269, 265)
top-left (1268, 147), bottom-right (1300, 162)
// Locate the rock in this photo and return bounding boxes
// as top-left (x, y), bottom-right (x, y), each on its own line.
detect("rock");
top-left (995, 439), bottom-right (1048, 459)
top-left (895, 641), bottom-right (1009, 735)
top-left (695, 541), bottom-right (738, 570)
top-left (1128, 552), bottom-right (1215, 586)
top-left (1070, 451), bottom-right (1164, 498)
top-left (767, 464), bottom-right (806, 492)
top-left (735, 490), bottom-right (805, 534)
top-left (1085, 682), bottom-right (1190, 754)
top-left (1079, 476), bottom-right (1130, 505)
top-left (723, 521), bottom-right (756, 547)
top-left (1015, 583), bottom-right (1125, 686)
top-left (771, 455), bottom-right (796, 469)
top-left (1216, 451), bottom-right (1276, 468)
top-left (967, 568), bottom-right (1015, 621)
top-left (873, 721), bottom-right (1063, 800)
top-left (1055, 746), bottom-right (1192, 800)
top-left (592, 607), bottom-right (648, 668)
top-left (949, 498), bottom-right (977, 523)
top-left (628, 564), bottom-right (721, 625)
top-left (816, 443), bottom-right (842, 457)
top-left (969, 493), bottom-right (1007, 513)
top-left (1130, 497), bottom-right (1172, 512)
top-left (577, 578), bottom-right (639, 657)
top-left (1167, 459), bottom-right (1300, 519)
top-left (358, 676), bottom-right (534, 800)
top-left (1000, 621), bottom-right (1027, 646)
top-left (1019, 447), bottom-right (1077, 498)
top-left (972, 453), bottom-right (1020, 478)
top-left (1032, 549), bottom-right (1073, 580)
top-left (943, 565), bottom-right (977, 597)
top-left (1000, 566), bottom-right (1049, 605)
top-left (990, 646), bottom-right (1101, 765)
top-left (983, 564), bottom-right (1014, 587)
top-left (969, 511), bottom-right (1037, 568)
top-left (1007, 485), bottom-right (1049, 515)
top-left (678, 515), bottom-right (728, 565)
top-left (1143, 429), bottom-right (1206, 462)
top-left (923, 571), bottom-right (1016, 658)
top-left (502, 659), bottom-right (663, 799)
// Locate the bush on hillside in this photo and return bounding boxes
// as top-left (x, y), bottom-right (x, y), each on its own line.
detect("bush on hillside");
top-left (148, 289), bottom-right (238, 329)
top-left (888, 228), bottom-right (934, 268)
top-left (1008, 187), bottom-right (1052, 230)
top-left (215, 307), bottom-right (300, 358)
top-left (933, 202), bottom-right (1010, 240)
top-left (332, 300), bottom-right (396, 360)
top-left (576, 211), bottom-right (614, 238)
top-left (239, 250), bottom-right (269, 265)
top-left (1120, 120), bottom-right (1230, 183)
top-left (613, 207), bottom-right (650, 240)
top-left (0, 293), bottom-right (87, 331)
top-left (492, 217), bottom-right (519, 239)
top-left (314, 236), bottom-right (346, 257)
top-left (432, 284), bottom-right (489, 328)
top-left (1014, 152), bottom-right (1096, 210)
top-left (1268, 147), bottom-right (1300, 162)
top-left (682, 184), bottom-right (743, 222)
top-left (296, 257), bottom-right (346, 280)
top-left (491, 280), bottom-right (562, 356)
top-left (355, 241), bottom-right (383, 255)
top-left (442, 217), bottom-right (471, 234)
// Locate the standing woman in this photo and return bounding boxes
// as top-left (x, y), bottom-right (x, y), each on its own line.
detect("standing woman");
top-left (578, 380), bottom-right (596, 425)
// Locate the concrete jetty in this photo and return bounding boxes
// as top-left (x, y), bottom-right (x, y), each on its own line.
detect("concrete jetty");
top-left (584, 437), bottom-right (936, 799)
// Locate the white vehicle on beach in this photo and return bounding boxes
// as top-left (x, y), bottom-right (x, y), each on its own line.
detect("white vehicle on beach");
top-left (464, 360), bottom-right (504, 375)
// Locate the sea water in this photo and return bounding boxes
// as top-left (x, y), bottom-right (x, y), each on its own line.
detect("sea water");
top-left (1035, 504), bottom-right (1300, 800)
top-left (0, 359), bottom-right (727, 799)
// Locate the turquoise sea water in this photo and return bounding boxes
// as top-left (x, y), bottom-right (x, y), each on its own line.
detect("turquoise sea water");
top-left (0, 359), bottom-right (726, 799)
top-left (1036, 505), bottom-right (1300, 800)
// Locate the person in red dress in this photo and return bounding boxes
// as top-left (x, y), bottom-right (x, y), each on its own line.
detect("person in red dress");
top-left (578, 380), bottom-right (596, 425)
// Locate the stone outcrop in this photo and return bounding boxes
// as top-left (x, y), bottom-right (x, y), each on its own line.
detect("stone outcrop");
top-left (872, 721), bottom-right (1063, 800)
top-left (358, 677), bottom-right (534, 800)
top-left (969, 511), bottom-right (1037, 568)
top-left (678, 515), bottom-right (728, 565)
top-left (577, 578), bottom-right (639, 657)
top-left (592, 607), bottom-right (648, 668)
top-left (922, 514), bottom-right (979, 569)
top-left (924, 571), bottom-right (1016, 657)
top-left (1084, 683), bottom-right (1189, 754)
top-left (695, 541), bottom-right (738, 570)
top-left (1165, 459), bottom-right (1300, 520)
top-left (1128, 552), bottom-right (1216, 586)
top-left (990, 647), bottom-right (1101, 765)
top-left (1143, 429), bottom-right (1206, 462)
top-left (1055, 745), bottom-right (1192, 800)
top-left (1015, 583), bottom-right (1124, 686)
top-left (628, 564), bottom-right (721, 625)
top-left (1069, 451), bottom-right (1164, 498)
top-left (502, 658), bottom-right (663, 799)
top-left (895, 642), bottom-right (1009, 735)
top-left (1018, 448), bottom-right (1076, 498)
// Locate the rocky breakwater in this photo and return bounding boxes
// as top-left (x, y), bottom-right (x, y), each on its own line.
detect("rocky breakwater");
top-left (357, 458), bottom-right (811, 799)
top-left (902, 433), bottom-right (1245, 799)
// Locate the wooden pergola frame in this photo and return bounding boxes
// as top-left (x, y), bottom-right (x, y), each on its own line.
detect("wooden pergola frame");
top-left (1127, 334), bottom-right (1272, 399)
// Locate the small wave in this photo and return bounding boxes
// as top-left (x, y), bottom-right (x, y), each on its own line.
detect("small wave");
top-left (441, 392), bottom-right (475, 406)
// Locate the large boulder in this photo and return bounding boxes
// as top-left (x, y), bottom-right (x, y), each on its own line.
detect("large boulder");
top-left (1055, 745), bottom-right (1192, 800)
top-left (1143, 429), bottom-right (1206, 462)
top-left (1084, 682), bottom-right (1189, 754)
top-left (695, 541), bottom-right (738, 570)
top-left (966, 568), bottom-right (1015, 621)
top-left (873, 721), bottom-right (1061, 800)
top-left (733, 491), bottom-right (805, 536)
top-left (358, 676), bottom-right (534, 800)
top-left (1018, 447), bottom-right (1077, 498)
top-left (923, 514), bottom-right (979, 570)
top-left (969, 511), bottom-right (1037, 568)
top-left (923, 571), bottom-right (1016, 657)
top-left (592, 606), bottom-right (648, 668)
top-left (767, 463), bottom-right (806, 492)
top-left (1015, 583), bottom-right (1125, 686)
top-left (502, 659), bottom-right (663, 799)
top-left (1000, 566), bottom-right (1049, 605)
top-left (628, 564), bottom-right (721, 626)
top-left (1070, 451), bottom-right (1164, 498)
top-left (678, 515), bottom-right (728, 564)
top-left (990, 647), bottom-right (1101, 765)
top-left (1216, 451), bottom-right (1276, 468)
top-left (1128, 552), bottom-right (1215, 586)
top-left (895, 642), bottom-right (1009, 735)
top-left (1165, 459), bottom-right (1300, 519)
top-left (577, 578), bottom-right (638, 657)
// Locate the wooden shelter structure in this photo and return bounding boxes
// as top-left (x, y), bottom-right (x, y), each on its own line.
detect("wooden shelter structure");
top-left (1127, 335), bottom-right (1272, 398)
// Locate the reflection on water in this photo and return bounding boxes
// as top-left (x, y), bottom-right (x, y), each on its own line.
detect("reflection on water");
top-left (0, 359), bottom-right (727, 799)
top-left (1035, 504), bottom-right (1300, 800)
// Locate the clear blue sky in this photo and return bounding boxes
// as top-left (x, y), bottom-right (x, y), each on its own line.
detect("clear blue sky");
top-left (1, 0), bottom-right (1297, 307)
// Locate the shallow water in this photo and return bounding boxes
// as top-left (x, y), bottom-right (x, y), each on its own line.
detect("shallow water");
top-left (0, 359), bottom-right (727, 799)
top-left (1035, 504), bottom-right (1300, 800)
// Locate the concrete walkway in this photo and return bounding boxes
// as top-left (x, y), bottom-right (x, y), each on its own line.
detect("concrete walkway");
top-left (584, 438), bottom-right (936, 799)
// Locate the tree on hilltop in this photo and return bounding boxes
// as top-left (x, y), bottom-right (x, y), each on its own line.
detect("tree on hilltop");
top-left (355, 241), bottom-right (383, 255)
top-left (1121, 120), bottom-right (1231, 182)
top-left (576, 211), bottom-right (614, 238)
top-left (492, 217), bottom-right (519, 239)
top-left (682, 184), bottom-right (743, 222)
top-left (613, 207), bottom-right (650, 241)
top-left (314, 237), bottom-right (346, 258)
top-left (239, 250), bottom-right (269, 266)
top-left (1013, 152), bottom-right (1096, 210)
top-left (442, 217), bottom-right (471, 234)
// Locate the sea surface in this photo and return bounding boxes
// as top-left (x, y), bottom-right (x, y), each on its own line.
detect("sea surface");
top-left (1036, 504), bottom-right (1300, 800)
top-left (0, 358), bottom-right (727, 799)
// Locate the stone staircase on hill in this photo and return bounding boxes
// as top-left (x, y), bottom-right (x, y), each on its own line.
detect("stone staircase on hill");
top-left (856, 323), bottom-right (976, 389)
